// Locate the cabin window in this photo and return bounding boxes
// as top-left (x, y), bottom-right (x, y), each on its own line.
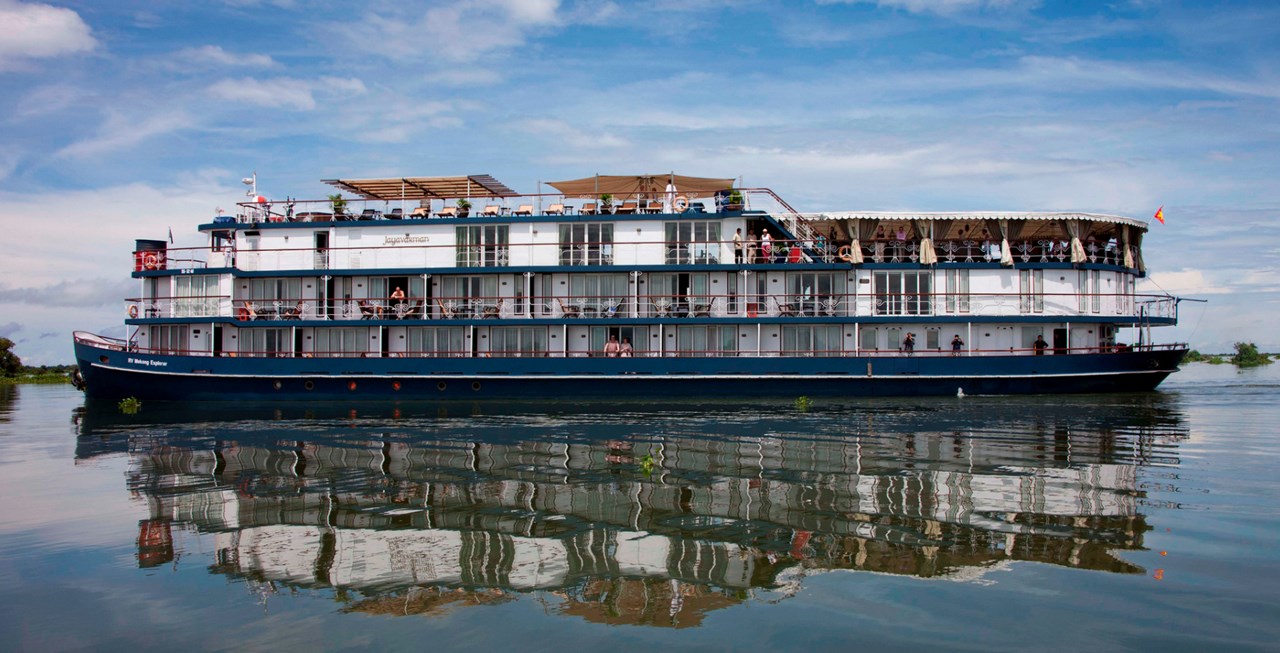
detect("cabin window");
top-left (873, 272), bottom-right (932, 316)
top-left (1078, 270), bottom-right (1101, 314)
top-left (148, 325), bottom-right (191, 355)
top-left (859, 327), bottom-right (878, 351)
top-left (590, 326), bottom-right (648, 355)
top-left (439, 276), bottom-right (498, 313)
top-left (648, 273), bottom-right (710, 314)
top-left (676, 325), bottom-right (736, 357)
top-left (174, 275), bottom-right (220, 318)
top-left (245, 278), bottom-right (303, 305)
top-left (407, 327), bottom-right (465, 358)
top-left (370, 276), bottom-right (425, 305)
top-left (1019, 269), bottom-right (1044, 313)
top-left (239, 328), bottom-right (289, 357)
top-left (665, 222), bottom-right (721, 264)
top-left (489, 327), bottom-right (548, 357)
top-left (456, 225), bottom-right (509, 267)
top-left (944, 269), bottom-right (970, 313)
top-left (313, 328), bottom-right (368, 357)
top-left (782, 325), bottom-right (842, 357)
top-left (569, 274), bottom-right (628, 313)
top-left (786, 272), bottom-right (840, 315)
top-left (559, 223), bottom-right (614, 265)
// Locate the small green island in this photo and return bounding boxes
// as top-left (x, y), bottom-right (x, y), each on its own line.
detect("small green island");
top-left (1184, 342), bottom-right (1275, 367)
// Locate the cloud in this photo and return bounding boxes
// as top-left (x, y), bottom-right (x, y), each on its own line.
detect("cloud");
top-left (207, 76), bottom-right (366, 111)
top-left (54, 110), bottom-right (192, 160)
top-left (0, 0), bottom-right (96, 68)
top-left (325, 0), bottom-right (563, 63)
top-left (820, 0), bottom-right (1034, 16)
top-left (0, 322), bottom-right (19, 339)
top-left (0, 278), bottom-right (136, 308)
top-left (170, 45), bottom-right (277, 70)
top-left (1140, 269), bottom-right (1232, 295)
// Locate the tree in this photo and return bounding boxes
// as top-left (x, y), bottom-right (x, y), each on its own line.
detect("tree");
top-left (0, 337), bottom-right (20, 377)
top-left (1231, 342), bottom-right (1272, 368)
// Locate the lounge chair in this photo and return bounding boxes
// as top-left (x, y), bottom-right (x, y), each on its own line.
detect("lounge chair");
top-left (513, 204), bottom-right (533, 216)
top-left (480, 299), bottom-right (505, 319)
top-left (580, 202), bottom-right (598, 215)
top-left (556, 298), bottom-right (581, 318)
top-left (282, 301), bottom-right (306, 320)
top-left (691, 304), bottom-right (710, 318)
top-left (358, 300), bottom-right (381, 320)
top-left (435, 207), bottom-right (457, 218)
top-left (435, 299), bottom-right (457, 319)
top-left (387, 208), bottom-right (403, 219)
top-left (616, 201), bottom-right (639, 214)
top-left (546, 203), bottom-right (566, 215)
top-left (480, 205), bottom-right (501, 217)
top-left (238, 301), bottom-right (265, 321)
top-left (410, 207), bottom-right (430, 217)
top-left (359, 208), bottom-right (379, 220)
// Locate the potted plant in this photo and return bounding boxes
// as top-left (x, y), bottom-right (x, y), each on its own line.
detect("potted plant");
top-left (456, 198), bottom-right (471, 217)
top-left (328, 193), bottom-right (348, 218)
top-left (724, 189), bottom-right (744, 212)
top-left (600, 194), bottom-right (614, 213)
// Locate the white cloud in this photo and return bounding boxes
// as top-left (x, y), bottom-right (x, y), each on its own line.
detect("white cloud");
top-left (0, 0), bottom-right (96, 68)
top-left (1140, 269), bottom-right (1232, 295)
top-left (326, 0), bottom-right (563, 63)
top-left (54, 110), bottom-right (192, 159)
top-left (171, 45), bottom-right (277, 69)
top-left (820, 0), bottom-right (1033, 15)
top-left (207, 76), bottom-right (366, 111)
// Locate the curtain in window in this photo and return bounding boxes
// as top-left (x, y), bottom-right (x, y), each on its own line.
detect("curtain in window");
top-left (1121, 225), bottom-right (1135, 269)
top-left (1064, 219), bottom-right (1086, 264)
top-left (1131, 228), bottom-right (1145, 273)
top-left (985, 219), bottom-right (1014, 266)
top-left (913, 219), bottom-right (936, 265)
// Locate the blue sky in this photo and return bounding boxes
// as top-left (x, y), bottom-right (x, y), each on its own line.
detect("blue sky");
top-left (1, 0), bottom-right (1277, 364)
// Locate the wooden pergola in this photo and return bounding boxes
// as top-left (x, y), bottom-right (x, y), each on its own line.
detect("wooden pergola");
top-left (322, 175), bottom-right (520, 201)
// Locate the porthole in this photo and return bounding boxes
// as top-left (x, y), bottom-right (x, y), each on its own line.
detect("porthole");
top-left (471, 381), bottom-right (481, 392)
top-left (273, 380), bottom-right (282, 390)
top-left (437, 381), bottom-right (447, 391)
top-left (348, 381), bottom-right (358, 391)
top-left (304, 380), bottom-right (315, 391)
top-left (99, 355), bottom-right (109, 364)
top-left (392, 381), bottom-right (402, 391)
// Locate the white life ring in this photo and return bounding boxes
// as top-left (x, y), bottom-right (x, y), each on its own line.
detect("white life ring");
top-left (127, 305), bottom-right (138, 318)
top-left (143, 252), bottom-right (158, 270)
top-left (673, 195), bottom-right (689, 212)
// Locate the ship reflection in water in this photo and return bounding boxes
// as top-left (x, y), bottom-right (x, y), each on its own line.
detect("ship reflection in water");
top-left (75, 396), bottom-right (1187, 627)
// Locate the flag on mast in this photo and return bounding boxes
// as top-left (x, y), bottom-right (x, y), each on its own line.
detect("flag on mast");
top-left (168, 227), bottom-right (174, 244)
top-left (1153, 206), bottom-right (1164, 224)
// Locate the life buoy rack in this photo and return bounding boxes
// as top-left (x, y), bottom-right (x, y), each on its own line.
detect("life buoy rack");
top-left (673, 195), bottom-right (689, 212)
top-left (837, 245), bottom-right (853, 262)
top-left (127, 305), bottom-right (138, 319)
top-left (142, 252), bottom-right (159, 270)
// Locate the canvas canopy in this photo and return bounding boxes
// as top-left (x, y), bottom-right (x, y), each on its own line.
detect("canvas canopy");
top-left (322, 175), bottom-right (519, 200)
top-left (547, 174), bottom-right (735, 199)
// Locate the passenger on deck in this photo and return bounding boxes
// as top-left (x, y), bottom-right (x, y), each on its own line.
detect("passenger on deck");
top-left (733, 228), bottom-right (743, 264)
top-left (604, 335), bottom-right (621, 358)
top-left (951, 335), bottom-right (964, 355)
top-left (902, 333), bottom-right (915, 355)
top-left (620, 337), bottom-right (633, 357)
top-left (390, 286), bottom-right (405, 302)
top-left (746, 230), bottom-right (758, 264)
top-left (1034, 335), bottom-right (1048, 355)
top-left (760, 232), bottom-right (772, 263)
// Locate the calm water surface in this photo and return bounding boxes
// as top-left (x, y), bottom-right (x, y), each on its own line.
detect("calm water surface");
top-left (1, 363), bottom-right (1277, 651)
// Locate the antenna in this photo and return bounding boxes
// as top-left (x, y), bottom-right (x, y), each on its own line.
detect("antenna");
top-left (241, 172), bottom-right (257, 197)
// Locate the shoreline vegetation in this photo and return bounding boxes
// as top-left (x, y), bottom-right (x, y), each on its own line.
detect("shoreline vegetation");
top-left (1184, 342), bottom-right (1276, 367)
top-left (0, 365), bottom-right (77, 385)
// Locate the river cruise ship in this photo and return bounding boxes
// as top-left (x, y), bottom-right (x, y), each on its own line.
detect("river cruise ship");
top-left (72, 173), bottom-right (1186, 400)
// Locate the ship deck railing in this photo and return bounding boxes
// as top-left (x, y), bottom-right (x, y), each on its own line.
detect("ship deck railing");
top-left (89, 341), bottom-right (1187, 360)
top-left (124, 292), bottom-right (1180, 322)
top-left (138, 235), bottom-right (1137, 273)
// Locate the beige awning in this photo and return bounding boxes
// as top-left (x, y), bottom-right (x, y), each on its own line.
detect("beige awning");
top-left (546, 174), bottom-right (735, 199)
top-left (322, 175), bottom-right (520, 200)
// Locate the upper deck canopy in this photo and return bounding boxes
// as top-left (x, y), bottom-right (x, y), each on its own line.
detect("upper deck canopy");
top-left (323, 175), bottom-right (520, 200)
top-left (547, 174), bottom-right (734, 199)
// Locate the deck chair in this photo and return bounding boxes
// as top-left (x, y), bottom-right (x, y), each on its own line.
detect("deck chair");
top-left (580, 202), bottom-right (599, 215)
top-left (644, 200), bottom-right (663, 214)
top-left (513, 204), bottom-right (533, 216)
top-left (435, 299), bottom-right (457, 319)
top-left (358, 300), bottom-right (380, 319)
top-left (691, 304), bottom-right (710, 318)
top-left (616, 201), bottom-right (639, 214)
top-left (359, 208), bottom-right (379, 220)
top-left (410, 206), bottom-right (430, 217)
top-left (435, 207), bottom-right (457, 218)
top-left (546, 203), bottom-right (566, 215)
top-left (556, 298), bottom-right (581, 318)
top-left (386, 208), bottom-right (403, 219)
top-left (282, 301), bottom-right (306, 320)
top-left (480, 205), bottom-right (501, 217)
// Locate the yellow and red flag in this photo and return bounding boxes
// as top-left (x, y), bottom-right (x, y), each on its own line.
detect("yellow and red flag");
top-left (1154, 206), bottom-right (1164, 224)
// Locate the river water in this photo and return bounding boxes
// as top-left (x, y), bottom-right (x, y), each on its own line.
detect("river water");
top-left (0, 363), bottom-right (1276, 652)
